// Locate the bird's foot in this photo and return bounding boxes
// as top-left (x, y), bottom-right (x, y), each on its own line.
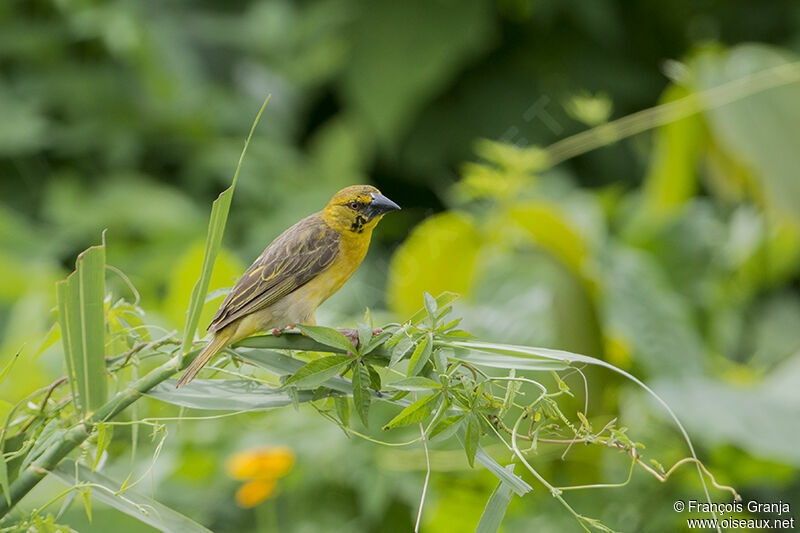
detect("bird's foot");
top-left (270, 328), bottom-right (282, 337)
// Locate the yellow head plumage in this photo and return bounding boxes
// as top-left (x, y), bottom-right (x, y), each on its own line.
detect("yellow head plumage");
top-left (322, 185), bottom-right (401, 235)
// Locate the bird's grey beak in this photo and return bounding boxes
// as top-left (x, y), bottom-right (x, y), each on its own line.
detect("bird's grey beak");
top-left (365, 192), bottom-right (401, 220)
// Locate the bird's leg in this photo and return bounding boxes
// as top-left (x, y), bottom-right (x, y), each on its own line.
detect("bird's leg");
top-left (271, 325), bottom-right (301, 337)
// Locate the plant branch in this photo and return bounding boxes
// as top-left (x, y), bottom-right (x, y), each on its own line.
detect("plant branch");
top-left (0, 333), bottom-right (376, 518)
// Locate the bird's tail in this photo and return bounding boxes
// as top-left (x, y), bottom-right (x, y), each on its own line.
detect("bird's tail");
top-left (176, 332), bottom-right (231, 388)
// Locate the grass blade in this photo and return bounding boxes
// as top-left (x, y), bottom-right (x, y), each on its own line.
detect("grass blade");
top-left (0, 348), bottom-right (22, 386)
top-left (57, 239), bottom-right (107, 416)
top-left (51, 460), bottom-right (213, 533)
top-left (475, 465), bottom-right (516, 533)
top-left (181, 97), bottom-right (270, 359)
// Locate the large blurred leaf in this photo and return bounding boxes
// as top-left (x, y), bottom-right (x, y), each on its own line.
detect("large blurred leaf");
top-left (56, 240), bottom-right (107, 417)
top-left (340, 0), bottom-right (493, 144)
top-left (638, 84), bottom-right (706, 222)
top-left (51, 460), bottom-right (213, 533)
top-left (600, 247), bottom-right (705, 377)
top-left (655, 360), bottom-right (800, 466)
top-left (388, 212), bottom-right (483, 317)
top-left (692, 44), bottom-right (800, 221)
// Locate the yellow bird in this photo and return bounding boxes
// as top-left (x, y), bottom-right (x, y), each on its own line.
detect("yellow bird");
top-left (176, 185), bottom-right (400, 387)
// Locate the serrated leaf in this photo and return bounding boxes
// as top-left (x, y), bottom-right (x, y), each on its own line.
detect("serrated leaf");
top-left (464, 414), bottom-right (480, 467)
top-left (390, 336), bottom-right (415, 367)
top-left (21, 419), bottom-right (66, 472)
top-left (476, 465), bottom-right (516, 533)
top-left (406, 291), bottom-right (461, 324)
top-left (93, 423), bottom-right (113, 472)
top-left (362, 331), bottom-right (391, 356)
top-left (352, 364), bottom-right (371, 427)
top-left (407, 334), bottom-right (433, 376)
top-left (181, 98), bottom-right (269, 359)
top-left (366, 364), bottom-right (382, 391)
top-left (383, 392), bottom-right (441, 430)
top-left (423, 292), bottom-right (438, 323)
top-left (297, 325), bottom-right (358, 354)
top-left (335, 397), bottom-right (350, 427)
top-left (82, 487), bottom-right (92, 522)
top-left (429, 414), bottom-right (466, 440)
top-left (285, 355), bottom-right (353, 388)
top-left (52, 460), bottom-right (213, 533)
top-left (386, 376), bottom-right (442, 391)
top-left (357, 322), bottom-right (373, 349)
top-left (57, 239), bottom-right (107, 416)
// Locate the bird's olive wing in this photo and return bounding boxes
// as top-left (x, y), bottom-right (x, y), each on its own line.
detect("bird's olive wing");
top-left (207, 215), bottom-right (339, 333)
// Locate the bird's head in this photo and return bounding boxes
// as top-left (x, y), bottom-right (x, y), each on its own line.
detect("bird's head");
top-left (323, 185), bottom-right (401, 234)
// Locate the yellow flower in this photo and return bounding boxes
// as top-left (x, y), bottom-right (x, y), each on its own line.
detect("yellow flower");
top-left (226, 446), bottom-right (295, 508)
top-left (235, 478), bottom-right (277, 508)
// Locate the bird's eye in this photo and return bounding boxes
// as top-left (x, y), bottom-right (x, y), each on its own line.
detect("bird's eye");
top-left (348, 201), bottom-right (360, 210)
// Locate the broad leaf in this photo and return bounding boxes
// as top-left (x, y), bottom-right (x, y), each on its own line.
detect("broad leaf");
top-left (149, 380), bottom-right (318, 411)
top-left (464, 414), bottom-right (480, 467)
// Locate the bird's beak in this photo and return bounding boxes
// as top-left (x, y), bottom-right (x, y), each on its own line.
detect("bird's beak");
top-left (365, 192), bottom-right (401, 220)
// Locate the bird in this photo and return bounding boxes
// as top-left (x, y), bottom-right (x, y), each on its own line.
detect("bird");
top-left (176, 185), bottom-right (401, 388)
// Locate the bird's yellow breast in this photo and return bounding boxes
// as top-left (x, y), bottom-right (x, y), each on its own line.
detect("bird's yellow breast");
top-left (230, 228), bottom-right (373, 338)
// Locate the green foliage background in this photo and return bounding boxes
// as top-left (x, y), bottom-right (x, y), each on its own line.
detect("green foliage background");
top-left (1, 0), bottom-right (800, 531)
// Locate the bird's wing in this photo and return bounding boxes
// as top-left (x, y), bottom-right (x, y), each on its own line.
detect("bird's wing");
top-left (207, 214), bottom-right (340, 333)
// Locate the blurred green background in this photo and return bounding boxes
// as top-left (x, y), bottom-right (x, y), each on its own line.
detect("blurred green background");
top-left (2, 0), bottom-right (800, 531)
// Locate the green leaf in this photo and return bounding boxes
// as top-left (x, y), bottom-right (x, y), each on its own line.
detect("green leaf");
top-left (21, 419), bottom-right (67, 473)
top-left (335, 397), bottom-right (350, 427)
top-left (52, 460), bottom-right (213, 533)
top-left (407, 333), bottom-right (433, 376)
top-left (386, 376), bottom-right (442, 391)
top-left (429, 414), bottom-right (466, 441)
top-left (383, 392), bottom-right (441, 430)
top-left (366, 364), bottom-right (382, 391)
top-left (406, 291), bottom-right (462, 325)
top-left (0, 348), bottom-right (21, 386)
top-left (475, 465), bottom-right (516, 533)
top-left (82, 487), bottom-right (92, 522)
top-left (362, 330), bottom-right (391, 356)
top-left (297, 324), bottom-right (358, 354)
top-left (57, 239), bottom-right (107, 416)
top-left (423, 292), bottom-right (438, 323)
top-left (180, 97), bottom-right (269, 358)
top-left (149, 379), bottom-right (318, 411)
top-left (464, 414), bottom-right (480, 467)
top-left (285, 355), bottom-right (353, 388)
top-left (93, 422), bottom-right (112, 472)
top-left (235, 349), bottom-right (352, 394)
top-left (0, 450), bottom-right (8, 506)
top-left (389, 336), bottom-right (415, 367)
top-left (352, 364), bottom-right (371, 427)
top-left (357, 322), bottom-right (373, 349)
